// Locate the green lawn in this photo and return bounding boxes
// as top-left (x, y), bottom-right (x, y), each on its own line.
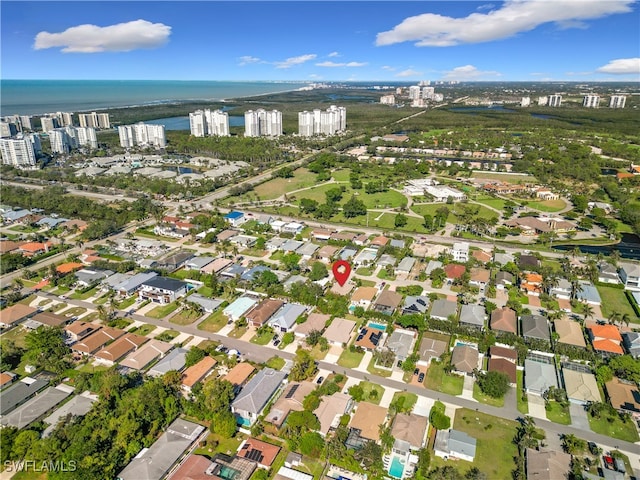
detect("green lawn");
top-left (528, 199), bottom-right (567, 212)
top-left (355, 267), bottom-right (373, 276)
top-left (252, 168), bottom-right (320, 199)
top-left (597, 285), bottom-right (639, 323)
top-left (411, 203), bottom-right (498, 223)
top-left (332, 169), bottom-right (351, 182)
top-left (545, 401), bottom-right (571, 425)
top-left (376, 269), bottom-right (396, 281)
top-left (61, 307), bottom-right (87, 318)
top-left (473, 383), bottom-right (505, 407)
top-left (391, 391), bottom-right (418, 412)
top-left (193, 433), bottom-right (246, 457)
top-left (146, 302), bottom-right (179, 319)
top-left (155, 329), bottom-right (180, 341)
top-left (250, 330), bottom-right (273, 345)
top-left (0, 326), bottom-right (28, 348)
top-left (337, 348), bottom-right (365, 368)
top-left (358, 381), bottom-right (385, 405)
top-left (129, 324), bottom-right (157, 336)
top-left (265, 356), bottom-right (286, 370)
top-left (170, 309), bottom-right (203, 325)
top-left (289, 183), bottom-right (407, 209)
top-left (516, 370), bottom-right (529, 414)
top-left (367, 355), bottom-right (392, 378)
top-left (228, 326), bottom-right (248, 339)
top-left (588, 413), bottom-right (640, 442)
top-left (69, 286), bottom-right (100, 300)
top-left (475, 196), bottom-right (508, 210)
top-left (471, 172), bottom-right (537, 183)
top-left (117, 296), bottom-right (137, 310)
top-left (431, 408), bottom-right (521, 480)
top-left (424, 361), bottom-right (464, 395)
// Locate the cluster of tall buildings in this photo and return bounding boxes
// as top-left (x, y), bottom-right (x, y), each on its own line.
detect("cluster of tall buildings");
top-left (298, 105), bottom-right (346, 137)
top-left (244, 109), bottom-right (283, 137)
top-left (521, 94), bottom-right (627, 109)
top-left (49, 126), bottom-right (98, 154)
top-left (189, 109), bottom-right (229, 137)
top-left (118, 123), bottom-right (166, 149)
top-left (1, 111), bottom-right (111, 135)
top-left (0, 135), bottom-right (41, 168)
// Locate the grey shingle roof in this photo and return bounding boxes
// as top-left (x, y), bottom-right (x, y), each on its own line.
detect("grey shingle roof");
top-left (231, 368), bottom-right (286, 416)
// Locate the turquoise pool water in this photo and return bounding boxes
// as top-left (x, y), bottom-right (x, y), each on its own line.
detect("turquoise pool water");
top-left (236, 416), bottom-right (251, 426)
top-left (368, 322), bottom-right (387, 331)
top-left (389, 456), bottom-right (405, 478)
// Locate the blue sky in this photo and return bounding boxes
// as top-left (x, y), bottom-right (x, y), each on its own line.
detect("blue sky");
top-left (2, 1), bottom-right (639, 81)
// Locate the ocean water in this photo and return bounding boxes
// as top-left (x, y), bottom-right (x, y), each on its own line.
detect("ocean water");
top-left (0, 80), bottom-right (308, 116)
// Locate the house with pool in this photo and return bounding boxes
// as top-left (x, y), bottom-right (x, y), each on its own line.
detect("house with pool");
top-left (231, 368), bottom-right (286, 427)
top-left (384, 412), bottom-right (428, 479)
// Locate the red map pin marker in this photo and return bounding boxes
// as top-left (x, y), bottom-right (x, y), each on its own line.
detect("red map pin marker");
top-left (332, 260), bottom-right (351, 286)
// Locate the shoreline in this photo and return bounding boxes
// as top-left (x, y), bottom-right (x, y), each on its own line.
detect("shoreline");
top-left (1, 84), bottom-right (311, 117)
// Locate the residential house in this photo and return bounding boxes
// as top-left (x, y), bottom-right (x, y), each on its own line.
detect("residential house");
top-left (269, 303), bottom-right (306, 333)
top-left (598, 263), bottom-right (620, 284)
top-left (451, 345), bottom-right (479, 375)
top-left (229, 235), bottom-right (257, 249)
top-left (434, 430), bottom-right (477, 462)
top-left (550, 278), bottom-right (572, 300)
top-left (459, 305), bottom-right (485, 329)
top-left (115, 271), bottom-right (158, 296)
top-left (217, 229), bottom-right (240, 242)
top-left (166, 455), bottom-right (216, 480)
top-left (385, 329), bottom-right (416, 361)
top-left (241, 265), bottom-right (271, 282)
top-left (323, 317), bottom-right (356, 346)
top-left (354, 326), bottom-right (385, 351)
top-left (370, 236), bottom-right (390, 248)
top-left (64, 321), bottom-right (101, 343)
top-left (220, 263), bottom-right (247, 279)
top-left (619, 263), bottom-right (640, 291)
top-left (0, 373), bottom-right (17, 389)
top-left (391, 413), bottom-right (428, 451)
top-left (489, 345), bottom-right (518, 363)
top-left (472, 249), bottom-right (492, 264)
top-left (576, 281), bottom-right (601, 305)
top-left (521, 273), bottom-right (543, 296)
top-left (185, 256), bottom-right (215, 271)
top-left (521, 315), bottom-right (550, 342)
top-left (282, 222), bottom-right (304, 235)
top-left (223, 296), bottom-right (260, 322)
top-left (0, 378), bottom-right (48, 416)
top-left (275, 467), bottom-right (313, 480)
top-left (339, 246), bottom-right (358, 261)
top-left (224, 211), bottom-right (246, 227)
top-left (119, 339), bottom-right (173, 371)
top-left (402, 295), bottom-right (430, 315)
top-left (331, 232), bottom-right (357, 242)
top-left (488, 357), bottom-right (517, 385)
top-left (24, 311), bottom-right (68, 329)
top-left (430, 299), bottom-right (458, 321)
top-left (562, 368), bottom-right (600, 405)
top-left (622, 332), bottom-right (640, 358)
top-left (313, 392), bottom-right (353, 436)
top-left (419, 336), bottom-right (448, 363)
top-left (390, 239), bottom-right (405, 249)
top-left (157, 251), bottom-right (194, 272)
top-left (494, 252), bottom-right (515, 266)
top-left (525, 448), bottom-right (571, 480)
top-left (94, 333), bottom-right (148, 365)
top-left (295, 313), bottom-right (329, 338)
top-left (311, 229), bottom-right (332, 241)
top-left (187, 294), bottom-right (223, 313)
top-left (147, 348), bottom-right (188, 377)
top-left (231, 368), bottom-right (286, 426)
top-left (0, 304), bottom-right (36, 329)
top-left (372, 290), bottom-right (402, 315)
top-left (490, 307), bottom-right (517, 334)
top-left (237, 438), bottom-right (281, 469)
top-left (425, 260), bottom-right (443, 275)
top-left (75, 268), bottom-right (114, 288)
top-left (587, 324), bottom-right (623, 355)
top-left (605, 377), bottom-right (640, 419)
top-left (116, 419), bottom-right (205, 480)
top-left (283, 275), bottom-right (306, 291)
top-left (246, 299), bottom-right (284, 327)
top-left (524, 357), bottom-right (558, 395)
top-left (72, 327), bottom-right (124, 355)
top-left (378, 254), bottom-right (396, 267)
top-left (181, 356), bottom-right (217, 393)
top-left (353, 234), bottom-right (369, 246)
top-left (139, 277), bottom-right (188, 304)
top-left (395, 257), bottom-right (416, 275)
top-left (469, 268), bottom-right (490, 288)
top-left (518, 254), bottom-right (541, 269)
top-left (266, 237), bottom-right (287, 251)
top-left (353, 248), bottom-right (378, 267)
top-left (265, 381), bottom-right (316, 427)
top-left (296, 242), bottom-right (319, 259)
top-left (223, 362), bottom-right (256, 390)
top-left (444, 264), bottom-right (466, 281)
top-left (18, 241), bottom-right (51, 257)
top-left (554, 319), bottom-right (587, 348)
top-left (347, 402), bottom-right (387, 447)
top-left (316, 245), bottom-right (339, 263)
top-left (350, 287), bottom-right (378, 309)
top-left (450, 242), bottom-right (469, 262)
top-left (495, 271), bottom-right (514, 290)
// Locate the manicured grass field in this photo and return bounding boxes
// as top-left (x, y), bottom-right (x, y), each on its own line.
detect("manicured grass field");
top-left (197, 311), bottom-right (228, 332)
top-left (358, 381), bottom-right (385, 405)
top-left (545, 401), bottom-right (571, 425)
top-left (528, 199), bottom-right (567, 212)
top-left (473, 383), bottom-right (505, 407)
top-left (155, 329), bottom-right (180, 341)
top-left (475, 197), bottom-right (508, 210)
top-left (597, 285), bottom-right (639, 323)
top-left (146, 302), bottom-right (179, 319)
top-left (588, 413), bottom-right (640, 442)
top-left (291, 183), bottom-right (407, 209)
top-left (411, 203), bottom-right (499, 222)
top-left (337, 348), bottom-right (365, 368)
top-left (228, 326), bottom-right (248, 339)
top-left (424, 361), bottom-right (464, 395)
top-left (355, 267), bottom-right (373, 276)
top-left (117, 296), bottom-right (137, 310)
top-left (331, 169), bottom-right (351, 182)
top-left (253, 168), bottom-right (320, 199)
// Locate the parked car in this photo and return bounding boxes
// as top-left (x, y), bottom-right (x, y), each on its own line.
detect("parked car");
top-left (587, 442), bottom-right (598, 455)
top-left (603, 455), bottom-right (614, 470)
top-left (613, 458), bottom-right (626, 474)
top-left (316, 376), bottom-right (324, 384)
top-left (413, 368), bottom-right (420, 376)
top-left (418, 372), bottom-right (425, 383)
top-left (273, 340), bottom-right (280, 347)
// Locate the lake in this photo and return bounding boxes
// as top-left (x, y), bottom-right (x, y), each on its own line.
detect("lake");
top-left (553, 233), bottom-right (640, 260)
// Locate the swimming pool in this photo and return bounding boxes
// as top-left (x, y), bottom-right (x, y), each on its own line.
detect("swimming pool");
top-left (389, 456), bottom-right (405, 479)
top-left (455, 340), bottom-right (476, 348)
top-left (368, 322), bottom-right (387, 331)
top-left (236, 416), bottom-right (251, 427)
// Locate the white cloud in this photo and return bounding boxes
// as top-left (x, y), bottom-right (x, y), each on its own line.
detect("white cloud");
top-left (442, 65), bottom-right (501, 80)
top-left (396, 69), bottom-right (423, 78)
top-left (238, 56), bottom-right (262, 66)
top-left (315, 61), bottom-right (367, 67)
top-left (328, 51), bottom-right (340, 57)
top-left (308, 74), bottom-right (322, 79)
top-left (376, 0), bottom-right (634, 47)
top-left (477, 3), bottom-right (495, 11)
top-left (596, 57), bottom-right (640, 74)
top-left (34, 19), bottom-right (170, 53)
top-left (274, 54), bottom-right (317, 69)
top-left (382, 65), bottom-right (396, 71)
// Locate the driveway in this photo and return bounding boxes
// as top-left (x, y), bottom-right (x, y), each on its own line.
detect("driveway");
top-left (569, 402), bottom-right (591, 431)
top-left (461, 375), bottom-right (475, 401)
top-left (528, 394), bottom-right (547, 420)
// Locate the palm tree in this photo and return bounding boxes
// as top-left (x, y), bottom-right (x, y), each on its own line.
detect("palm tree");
top-left (547, 309), bottom-right (564, 322)
top-left (610, 249), bottom-right (621, 267)
top-left (621, 313), bottom-right (631, 328)
top-left (571, 246), bottom-right (581, 259)
top-left (582, 304), bottom-right (595, 321)
top-left (608, 311), bottom-right (622, 326)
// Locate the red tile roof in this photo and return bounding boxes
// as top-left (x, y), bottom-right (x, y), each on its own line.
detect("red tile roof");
top-left (444, 264), bottom-right (466, 279)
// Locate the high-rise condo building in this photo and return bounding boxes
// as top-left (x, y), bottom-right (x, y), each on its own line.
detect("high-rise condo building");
top-left (189, 109), bottom-right (229, 137)
top-left (521, 97), bottom-right (531, 107)
top-left (78, 112), bottom-right (111, 129)
top-left (40, 117), bottom-right (59, 133)
top-left (537, 96), bottom-right (548, 106)
top-left (609, 95), bottom-right (626, 109)
top-left (298, 105), bottom-right (346, 137)
top-left (118, 123), bottom-right (166, 148)
top-left (0, 137), bottom-right (36, 167)
top-left (408, 86), bottom-right (421, 100)
top-left (380, 95), bottom-right (395, 105)
top-left (583, 95), bottom-right (600, 108)
top-left (49, 129), bottom-right (74, 154)
top-left (548, 95), bottom-right (563, 107)
top-left (19, 116), bottom-right (33, 131)
top-left (422, 87), bottom-right (435, 100)
top-left (0, 122), bottom-right (18, 138)
top-left (244, 109), bottom-right (282, 137)
top-left (76, 127), bottom-right (98, 149)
